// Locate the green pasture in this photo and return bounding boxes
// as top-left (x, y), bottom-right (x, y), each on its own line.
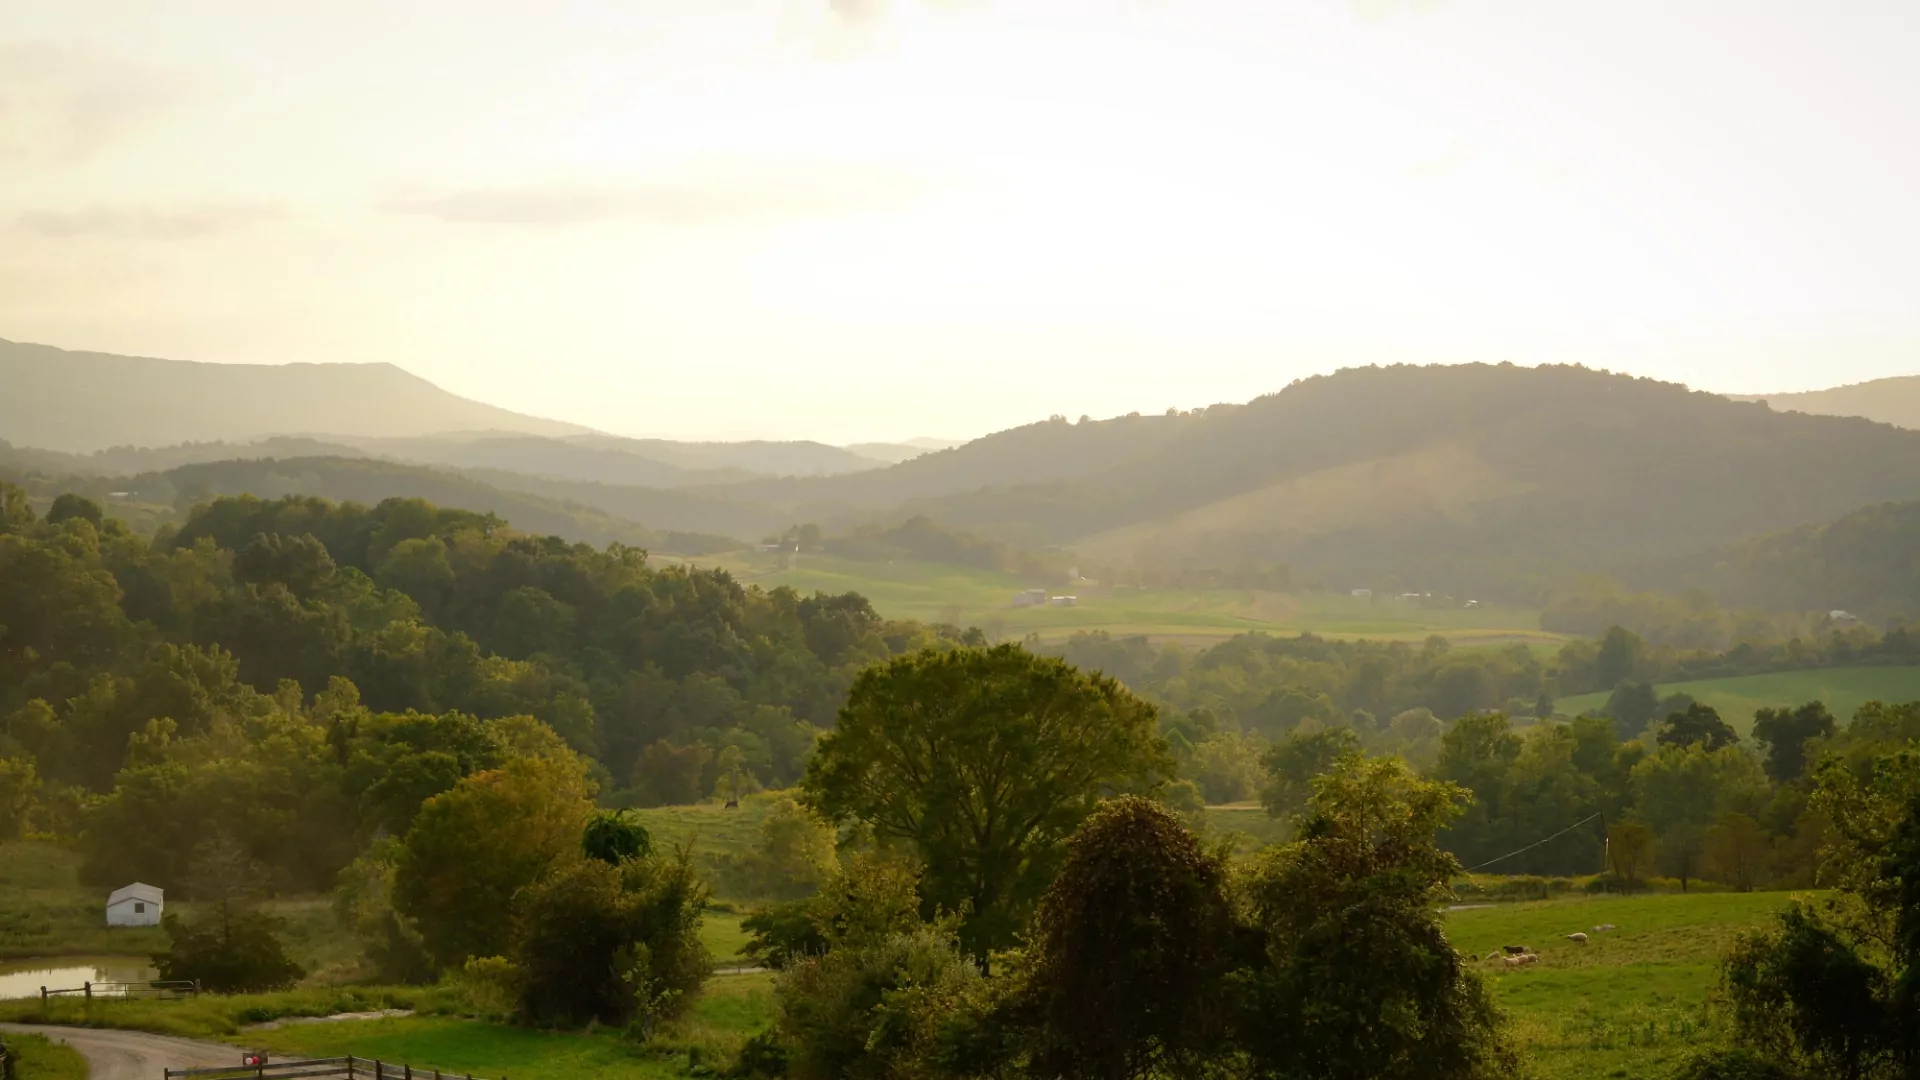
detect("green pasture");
top-left (1447, 890), bottom-right (1800, 1079)
top-left (241, 974), bottom-right (776, 1080)
top-left (694, 552), bottom-right (1556, 646)
top-left (1558, 665), bottom-right (1920, 735)
top-left (0, 1031), bottom-right (87, 1080)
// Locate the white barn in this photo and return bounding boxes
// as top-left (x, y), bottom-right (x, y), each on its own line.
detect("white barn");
top-left (106, 882), bottom-right (164, 927)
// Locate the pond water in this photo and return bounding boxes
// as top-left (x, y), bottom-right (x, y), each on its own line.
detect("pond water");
top-left (0, 956), bottom-right (159, 1000)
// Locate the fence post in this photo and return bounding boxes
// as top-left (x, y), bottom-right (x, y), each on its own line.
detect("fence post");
top-left (39, 987), bottom-right (45, 1004)
top-left (84, 982), bottom-right (91, 1001)
top-left (375, 1059), bottom-right (384, 1080)
top-left (347, 1056), bottom-right (356, 1080)
top-left (405, 1066), bottom-right (412, 1080)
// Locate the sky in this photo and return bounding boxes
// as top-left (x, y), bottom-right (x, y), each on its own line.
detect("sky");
top-left (5, 1), bottom-right (1920, 443)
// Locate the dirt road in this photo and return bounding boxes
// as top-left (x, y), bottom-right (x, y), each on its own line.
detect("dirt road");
top-left (0, 1022), bottom-right (239, 1080)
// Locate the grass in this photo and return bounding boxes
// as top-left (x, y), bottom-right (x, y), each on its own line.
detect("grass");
top-left (0, 985), bottom-right (455, 1039)
top-left (1445, 890), bottom-right (1801, 1079)
top-left (0, 1032), bottom-right (88, 1080)
top-left (0, 974), bottom-right (778, 1080)
top-left (702, 913), bottom-right (751, 967)
top-left (0, 842), bottom-right (362, 982)
top-left (0, 841), bottom-right (168, 961)
top-left (1558, 666), bottom-right (1920, 735)
top-left (692, 551), bottom-right (1556, 646)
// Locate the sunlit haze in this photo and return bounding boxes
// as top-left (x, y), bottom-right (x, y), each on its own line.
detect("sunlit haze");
top-left (6, 1), bottom-right (1919, 441)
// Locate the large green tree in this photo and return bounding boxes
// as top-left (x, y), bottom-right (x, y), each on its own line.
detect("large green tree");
top-left (393, 756), bottom-right (591, 967)
top-left (1024, 796), bottom-right (1233, 1080)
top-left (1234, 754), bottom-right (1516, 1080)
top-left (801, 644), bottom-right (1170, 960)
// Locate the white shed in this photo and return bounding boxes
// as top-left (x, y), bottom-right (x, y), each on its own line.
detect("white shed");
top-left (106, 882), bottom-right (164, 927)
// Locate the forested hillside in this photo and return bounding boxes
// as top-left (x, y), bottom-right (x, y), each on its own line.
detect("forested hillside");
top-left (1631, 499), bottom-right (1920, 621)
top-left (0, 338), bottom-right (586, 451)
top-left (1734, 375), bottom-right (1920, 430)
top-left (672, 364), bottom-right (1920, 599)
top-left (0, 485), bottom-right (974, 890)
top-left (0, 451), bottom-right (741, 554)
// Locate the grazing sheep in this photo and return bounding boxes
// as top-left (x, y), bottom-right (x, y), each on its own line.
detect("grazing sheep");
top-left (1502, 953), bottom-right (1538, 968)
top-left (1566, 932), bottom-right (1589, 944)
top-left (1484, 950), bottom-right (1502, 962)
top-left (1592, 924), bottom-right (1617, 932)
top-left (1502, 944), bottom-right (1530, 956)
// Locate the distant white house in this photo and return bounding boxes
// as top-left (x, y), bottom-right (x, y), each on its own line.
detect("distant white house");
top-left (1048, 595), bottom-right (1078, 607)
top-left (1012, 588), bottom-right (1050, 608)
top-left (106, 883), bottom-right (163, 927)
top-left (1351, 589), bottom-right (1372, 598)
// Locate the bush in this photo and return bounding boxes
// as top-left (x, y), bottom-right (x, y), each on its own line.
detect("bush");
top-left (511, 849), bottom-right (710, 1029)
top-left (153, 909), bottom-right (304, 994)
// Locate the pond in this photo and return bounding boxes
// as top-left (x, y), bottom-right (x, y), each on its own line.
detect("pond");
top-left (0, 956), bottom-right (159, 1000)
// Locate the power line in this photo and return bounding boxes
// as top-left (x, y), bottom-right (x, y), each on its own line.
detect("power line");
top-left (1464, 812), bottom-right (1605, 873)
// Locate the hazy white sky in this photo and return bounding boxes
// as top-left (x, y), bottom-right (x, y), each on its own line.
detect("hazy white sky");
top-left (5, 1), bottom-right (1920, 442)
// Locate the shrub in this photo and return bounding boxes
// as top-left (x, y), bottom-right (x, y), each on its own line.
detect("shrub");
top-left (153, 909), bottom-right (304, 994)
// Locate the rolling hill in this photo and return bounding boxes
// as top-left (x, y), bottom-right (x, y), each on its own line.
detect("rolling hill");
top-left (0, 450), bottom-right (741, 554)
top-left (652, 364), bottom-right (1920, 598)
top-left (0, 337), bottom-right (589, 451)
top-left (1735, 375), bottom-right (1920, 430)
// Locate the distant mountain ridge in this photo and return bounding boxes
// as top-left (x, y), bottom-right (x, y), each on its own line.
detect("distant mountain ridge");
top-left (0, 337), bottom-right (590, 451)
top-left (1733, 375), bottom-right (1920, 429)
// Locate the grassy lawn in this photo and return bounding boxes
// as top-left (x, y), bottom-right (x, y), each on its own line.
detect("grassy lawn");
top-left (691, 552), bottom-right (1555, 646)
top-left (0, 842), bottom-right (360, 981)
top-left (0, 841), bottom-right (167, 961)
top-left (236, 974), bottom-right (776, 1080)
top-left (1, 1031), bottom-right (89, 1080)
top-left (1558, 666), bottom-right (1920, 735)
top-left (1446, 891), bottom-right (1800, 1079)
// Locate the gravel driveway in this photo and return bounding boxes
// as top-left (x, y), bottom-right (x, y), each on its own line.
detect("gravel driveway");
top-left (0, 1022), bottom-right (240, 1080)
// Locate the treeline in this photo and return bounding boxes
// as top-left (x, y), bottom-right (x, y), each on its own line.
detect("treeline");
top-left (0, 484), bottom-right (979, 892)
top-left (1045, 624), bottom-right (1920, 882)
top-left (0, 449), bottom-right (743, 555)
top-left (1633, 497), bottom-right (1920, 624)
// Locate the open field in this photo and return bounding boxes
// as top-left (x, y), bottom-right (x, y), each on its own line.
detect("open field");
top-left (1447, 891), bottom-right (1800, 1079)
top-left (241, 974), bottom-right (776, 1080)
top-left (687, 551), bottom-right (1558, 646)
top-left (1558, 665), bottom-right (1920, 734)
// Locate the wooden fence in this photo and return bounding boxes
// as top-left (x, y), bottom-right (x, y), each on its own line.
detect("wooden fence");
top-left (166, 1057), bottom-right (505, 1080)
top-left (0, 1033), bottom-right (15, 1080)
top-left (38, 979), bottom-right (200, 1001)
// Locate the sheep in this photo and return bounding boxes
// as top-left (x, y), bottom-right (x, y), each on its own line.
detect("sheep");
top-left (1502, 953), bottom-right (1538, 968)
top-left (1502, 944), bottom-right (1530, 956)
top-left (1483, 950), bottom-right (1503, 962)
top-left (1592, 924), bottom-right (1617, 932)
top-left (1566, 932), bottom-right (1589, 945)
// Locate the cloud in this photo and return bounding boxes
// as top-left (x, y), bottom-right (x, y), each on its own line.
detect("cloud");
top-left (0, 42), bottom-right (200, 164)
top-left (385, 163), bottom-right (945, 227)
top-left (13, 203), bottom-right (286, 240)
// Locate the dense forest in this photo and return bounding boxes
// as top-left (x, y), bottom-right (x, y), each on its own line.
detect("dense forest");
top-left (0, 484), bottom-right (981, 888)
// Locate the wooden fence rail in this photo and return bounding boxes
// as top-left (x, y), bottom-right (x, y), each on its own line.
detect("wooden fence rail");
top-left (166, 1055), bottom-right (504, 1080)
top-left (39, 979), bottom-right (200, 1001)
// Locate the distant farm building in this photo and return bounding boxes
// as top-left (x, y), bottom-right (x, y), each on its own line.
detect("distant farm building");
top-left (1830, 610), bottom-right (1863, 627)
top-left (106, 882), bottom-right (163, 927)
top-left (1350, 589), bottom-right (1372, 598)
top-left (1012, 588), bottom-right (1050, 608)
top-left (1049, 596), bottom-right (1078, 607)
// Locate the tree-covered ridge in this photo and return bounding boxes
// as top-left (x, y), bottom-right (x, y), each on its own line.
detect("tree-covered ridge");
top-left (685, 363), bottom-right (1920, 598)
top-left (1629, 498), bottom-right (1920, 622)
top-left (0, 449), bottom-right (745, 554)
top-left (0, 487), bottom-right (975, 838)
